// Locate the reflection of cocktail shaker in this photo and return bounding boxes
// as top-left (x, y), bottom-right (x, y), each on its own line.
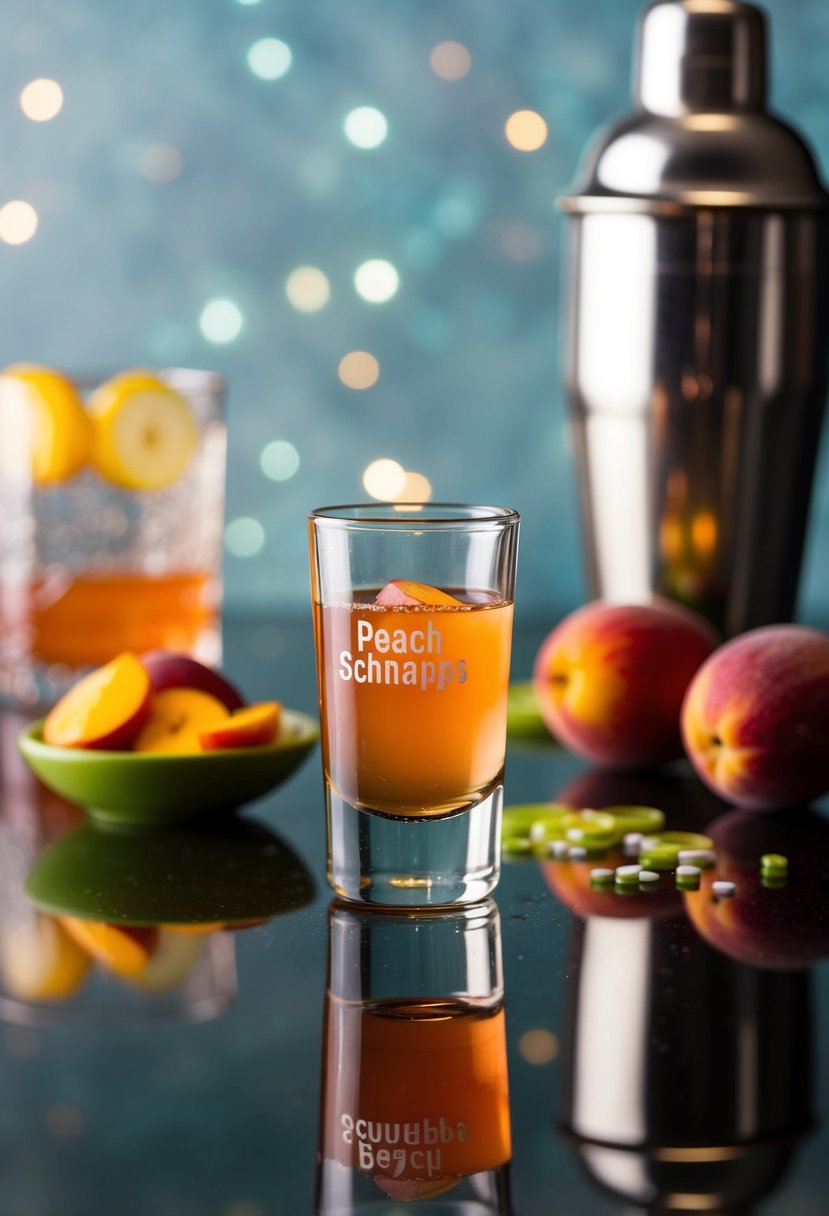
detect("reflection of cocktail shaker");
top-left (560, 0), bottom-right (829, 635)
top-left (561, 914), bottom-right (812, 1214)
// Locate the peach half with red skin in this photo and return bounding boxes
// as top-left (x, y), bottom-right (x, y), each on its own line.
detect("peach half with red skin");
top-left (684, 809), bottom-right (829, 969)
top-left (43, 652), bottom-right (151, 750)
top-left (140, 650), bottom-right (245, 713)
top-left (533, 601), bottom-right (716, 768)
top-left (681, 625), bottom-right (829, 809)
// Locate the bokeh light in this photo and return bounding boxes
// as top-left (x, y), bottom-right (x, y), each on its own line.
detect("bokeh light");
top-left (363, 459), bottom-right (406, 500)
top-left (505, 110), bottom-right (548, 151)
top-left (343, 106), bottom-right (388, 149)
top-left (285, 265), bottom-right (330, 313)
top-left (338, 351), bottom-right (380, 390)
top-left (354, 259), bottom-right (399, 304)
top-left (19, 78), bottom-right (63, 122)
top-left (260, 440), bottom-right (300, 481)
top-left (399, 471), bottom-right (432, 502)
top-left (518, 1029), bottom-right (559, 1065)
top-left (429, 42), bottom-right (472, 81)
top-left (247, 38), bottom-right (292, 81)
top-left (199, 298), bottom-right (243, 344)
top-left (0, 201), bottom-right (38, 245)
top-left (138, 144), bottom-right (182, 183)
top-left (225, 517), bottom-right (265, 557)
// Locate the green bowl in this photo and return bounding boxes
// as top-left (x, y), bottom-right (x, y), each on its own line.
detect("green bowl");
top-left (25, 819), bottom-right (315, 926)
top-left (17, 709), bottom-right (319, 825)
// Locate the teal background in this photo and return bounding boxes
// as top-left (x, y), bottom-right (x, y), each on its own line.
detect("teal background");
top-left (1, 0), bottom-right (828, 620)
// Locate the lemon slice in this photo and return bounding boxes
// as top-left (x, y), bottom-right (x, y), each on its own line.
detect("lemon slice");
top-left (0, 363), bottom-right (91, 484)
top-left (89, 369), bottom-right (199, 491)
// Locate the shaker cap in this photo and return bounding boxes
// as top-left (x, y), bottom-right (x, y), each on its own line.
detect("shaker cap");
top-left (560, 0), bottom-right (827, 210)
top-left (636, 0), bottom-right (766, 116)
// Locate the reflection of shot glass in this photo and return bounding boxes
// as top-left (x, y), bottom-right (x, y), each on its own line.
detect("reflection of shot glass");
top-left (308, 504), bottom-right (519, 906)
top-left (317, 900), bottom-right (512, 1215)
top-left (0, 367), bottom-right (226, 707)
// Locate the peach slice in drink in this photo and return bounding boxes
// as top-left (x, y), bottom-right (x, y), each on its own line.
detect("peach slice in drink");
top-left (43, 651), bottom-right (152, 749)
top-left (375, 580), bottom-right (463, 607)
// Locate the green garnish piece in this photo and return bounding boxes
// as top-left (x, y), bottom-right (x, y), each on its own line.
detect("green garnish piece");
top-left (502, 803), bottom-right (571, 842)
top-left (600, 806), bottom-right (665, 835)
top-left (506, 682), bottom-right (555, 743)
top-left (563, 809), bottom-right (617, 849)
top-left (639, 831), bottom-right (714, 871)
top-left (760, 853), bottom-right (788, 874)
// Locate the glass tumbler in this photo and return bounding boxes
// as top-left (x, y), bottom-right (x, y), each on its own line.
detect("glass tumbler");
top-left (308, 503), bottom-right (519, 906)
top-left (0, 367), bottom-right (226, 707)
top-left (316, 899), bottom-right (512, 1215)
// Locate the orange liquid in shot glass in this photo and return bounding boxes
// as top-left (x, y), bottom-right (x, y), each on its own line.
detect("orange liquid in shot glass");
top-left (314, 589), bottom-right (514, 817)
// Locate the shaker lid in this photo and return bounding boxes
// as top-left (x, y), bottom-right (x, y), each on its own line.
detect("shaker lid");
top-left (636, 0), bottom-right (766, 117)
top-left (560, 0), bottom-right (827, 212)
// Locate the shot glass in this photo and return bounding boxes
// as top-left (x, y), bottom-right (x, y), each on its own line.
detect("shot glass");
top-left (316, 899), bottom-right (512, 1215)
top-left (308, 503), bottom-right (520, 906)
top-left (0, 367), bottom-right (226, 707)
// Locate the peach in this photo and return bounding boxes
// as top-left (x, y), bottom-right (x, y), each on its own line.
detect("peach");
top-left (140, 650), bottom-right (245, 712)
top-left (681, 625), bottom-right (829, 809)
top-left (43, 651), bottom-right (151, 750)
top-left (59, 918), bottom-right (158, 977)
top-left (534, 601), bottom-right (716, 768)
top-left (0, 915), bottom-right (91, 1001)
top-left (198, 702), bottom-right (281, 750)
top-left (542, 846), bottom-right (684, 921)
top-left (376, 580), bottom-right (462, 607)
top-left (684, 809), bottom-right (829, 969)
top-left (134, 688), bottom-right (229, 754)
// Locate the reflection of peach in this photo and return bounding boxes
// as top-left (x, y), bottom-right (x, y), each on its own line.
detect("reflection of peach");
top-left (534, 601), bottom-right (715, 768)
top-left (557, 767), bottom-right (728, 835)
top-left (682, 626), bottom-right (829, 809)
top-left (59, 918), bottom-right (158, 977)
top-left (0, 916), bottom-right (91, 1001)
top-left (542, 848), bottom-right (683, 921)
top-left (684, 809), bottom-right (829, 969)
top-left (127, 930), bottom-right (204, 992)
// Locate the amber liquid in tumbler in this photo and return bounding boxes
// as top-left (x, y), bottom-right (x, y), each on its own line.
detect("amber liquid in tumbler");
top-left (321, 995), bottom-right (511, 1201)
top-left (1, 571), bottom-right (216, 667)
top-left (314, 590), bottom-right (514, 817)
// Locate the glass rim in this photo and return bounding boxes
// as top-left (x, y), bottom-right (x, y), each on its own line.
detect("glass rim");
top-left (59, 367), bottom-right (225, 394)
top-left (308, 502), bottom-right (520, 528)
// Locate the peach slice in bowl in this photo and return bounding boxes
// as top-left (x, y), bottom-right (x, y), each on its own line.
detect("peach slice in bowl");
top-left (17, 707), bottom-right (318, 825)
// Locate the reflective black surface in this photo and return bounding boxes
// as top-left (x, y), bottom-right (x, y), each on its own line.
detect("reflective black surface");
top-left (1, 615), bottom-right (828, 1215)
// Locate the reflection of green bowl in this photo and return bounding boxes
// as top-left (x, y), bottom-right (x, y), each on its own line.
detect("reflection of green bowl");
top-left (25, 819), bottom-right (315, 926)
top-left (17, 709), bottom-right (318, 825)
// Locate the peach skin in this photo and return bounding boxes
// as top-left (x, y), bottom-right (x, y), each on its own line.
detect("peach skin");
top-left (43, 652), bottom-right (151, 750)
top-left (684, 808), bottom-right (829, 969)
top-left (533, 601), bottom-right (716, 768)
top-left (681, 625), bottom-right (829, 809)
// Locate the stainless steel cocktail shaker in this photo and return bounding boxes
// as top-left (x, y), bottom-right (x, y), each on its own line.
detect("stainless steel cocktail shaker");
top-left (560, 0), bottom-right (829, 636)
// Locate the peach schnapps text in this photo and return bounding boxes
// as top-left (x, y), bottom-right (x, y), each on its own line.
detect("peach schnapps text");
top-left (341, 1113), bottom-right (469, 1179)
top-left (338, 618), bottom-right (467, 691)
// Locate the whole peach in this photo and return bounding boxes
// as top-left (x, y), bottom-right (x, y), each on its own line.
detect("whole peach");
top-left (681, 625), bottom-right (829, 809)
top-left (533, 601), bottom-right (716, 768)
